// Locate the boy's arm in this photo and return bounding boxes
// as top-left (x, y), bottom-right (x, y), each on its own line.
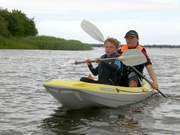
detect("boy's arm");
top-left (142, 48), bottom-right (159, 89)
top-left (142, 48), bottom-right (152, 65)
top-left (146, 63), bottom-right (159, 90)
top-left (88, 64), bottom-right (99, 76)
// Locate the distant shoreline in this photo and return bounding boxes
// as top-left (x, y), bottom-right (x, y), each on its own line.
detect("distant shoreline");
top-left (0, 36), bottom-right (92, 50)
top-left (88, 44), bottom-right (180, 48)
top-left (142, 45), bottom-right (180, 48)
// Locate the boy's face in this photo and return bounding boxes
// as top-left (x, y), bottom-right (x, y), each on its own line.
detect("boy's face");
top-left (125, 36), bottom-right (138, 48)
top-left (104, 41), bottom-right (117, 56)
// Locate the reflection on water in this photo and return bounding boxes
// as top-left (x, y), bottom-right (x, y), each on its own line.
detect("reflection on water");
top-left (40, 95), bottom-right (161, 135)
top-left (0, 48), bottom-right (180, 135)
top-left (41, 107), bottom-right (141, 135)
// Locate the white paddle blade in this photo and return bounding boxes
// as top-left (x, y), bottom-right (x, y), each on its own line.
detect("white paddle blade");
top-left (120, 49), bottom-right (147, 66)
top-left (81, 20), bottom-right (104, 42)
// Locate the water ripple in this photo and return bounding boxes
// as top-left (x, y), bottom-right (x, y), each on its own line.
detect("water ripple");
top-left (0, 48), bottom-right (180, 135)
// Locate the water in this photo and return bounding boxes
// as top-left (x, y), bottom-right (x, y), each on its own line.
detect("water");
top-left (0, 48), bottom-right (179, 135)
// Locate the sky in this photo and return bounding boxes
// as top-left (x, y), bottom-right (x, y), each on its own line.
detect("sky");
top-left (0, 0), bottom-right (180, 45)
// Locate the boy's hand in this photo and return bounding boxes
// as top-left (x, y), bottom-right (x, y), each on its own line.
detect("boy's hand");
top-left (95, 58), bottom-right (101, 64)
top-left (88, 74), bottom-right (94, 80)
top-left (85, 59), bottom-right (92, 66)
top-left (152, 81), bottom-right (159, 91)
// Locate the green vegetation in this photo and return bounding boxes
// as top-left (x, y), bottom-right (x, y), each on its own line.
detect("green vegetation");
top-left (0, 8), bottom-right (38, 37)
top-left (0, 8), bottom-right (91, 50)
top-left (0, 36), bottom-right (92, 50)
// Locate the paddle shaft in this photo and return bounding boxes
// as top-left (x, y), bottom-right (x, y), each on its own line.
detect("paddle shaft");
top-left (130, 66), bottom-right (167, 98)
top-left (74, 57), bottom-right (121, 65)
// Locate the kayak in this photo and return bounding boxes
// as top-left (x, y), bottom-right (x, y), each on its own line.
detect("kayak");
top-left (43, 80), bottom-right (153, 110)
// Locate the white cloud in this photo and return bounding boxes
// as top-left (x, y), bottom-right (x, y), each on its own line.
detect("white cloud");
top-left (1, 0), bottom-right (179, 22)
top-left (35, 18), bottom-right (180, 44)
top-left (0, 0), bottom-right (179, 44)
top-left (1, 0), bottom-right (179, 13)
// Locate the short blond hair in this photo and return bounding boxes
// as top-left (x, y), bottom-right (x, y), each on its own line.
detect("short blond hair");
top-left (104, 37), bottom-right (120, 48)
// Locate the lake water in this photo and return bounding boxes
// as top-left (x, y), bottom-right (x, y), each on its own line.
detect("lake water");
top-left (0, 48), bottom-right (180, 135)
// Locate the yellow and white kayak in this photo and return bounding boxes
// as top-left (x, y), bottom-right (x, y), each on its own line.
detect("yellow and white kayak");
top-left (43, 80), bottom-right (153, 110)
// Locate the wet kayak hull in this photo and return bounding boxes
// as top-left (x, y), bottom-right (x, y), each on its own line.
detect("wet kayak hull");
top-left (44, 80), bottom-right (153, 110)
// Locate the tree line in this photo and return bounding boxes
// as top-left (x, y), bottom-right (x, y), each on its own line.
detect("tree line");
top-left (0, 8), bottom-right (38, 37)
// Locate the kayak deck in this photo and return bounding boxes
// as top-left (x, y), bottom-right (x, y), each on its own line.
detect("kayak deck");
top-left (44, 80), bottom-right (151, 95)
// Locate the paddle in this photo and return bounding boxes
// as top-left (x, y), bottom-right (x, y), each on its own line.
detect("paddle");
top-left (81, 20), bottom-right (104, 42)
top-left (130, 66), bottom-right (167, 97)
top-left (80, 19), bottom-right (167, 98)
top-left (74, 49), bottom-right (147, 66)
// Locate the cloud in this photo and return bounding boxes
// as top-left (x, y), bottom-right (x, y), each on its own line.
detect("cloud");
top-left (1, 0), bottom-right (180, 14)
top-left (0, 0), bottom-right (179, 44)
top-left (1, 0), bottom-right (179, 23)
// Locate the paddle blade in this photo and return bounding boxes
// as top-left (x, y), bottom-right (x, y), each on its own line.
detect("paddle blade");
top-left (120, 49), bottom-right (147, 66)
top-left (81, 20), bottom-right (104, 42)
